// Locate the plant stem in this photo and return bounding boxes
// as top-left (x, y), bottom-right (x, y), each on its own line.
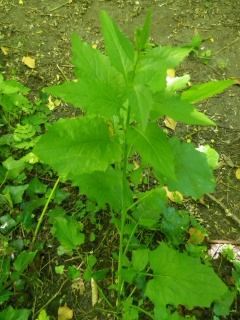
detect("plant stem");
top-left (116, 104), bottom-right (131, 311)
top-left (30, 177), bottom-right (60, 250)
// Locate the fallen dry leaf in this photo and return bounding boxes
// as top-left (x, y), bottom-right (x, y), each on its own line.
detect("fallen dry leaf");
top-left (164, 116), bottom-right (177, 131)
top-left (91, 277), bottom-right (98, 307)
top-left (235, 168), bottom-right (240, 180)
top-left (58, 304), bottom-right (73, 320)
top-left (229, 77), bottom-right (240, 85)
top-left (71, 278), bottom-right (85, 295)
top-left (22, 56), bottom-right (35, 69)
top-left (1, 46), bottom-right (9, 55)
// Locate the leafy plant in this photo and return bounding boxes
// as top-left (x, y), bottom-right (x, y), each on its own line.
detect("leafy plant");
top-left (32, 9), bottom-right (235, 319)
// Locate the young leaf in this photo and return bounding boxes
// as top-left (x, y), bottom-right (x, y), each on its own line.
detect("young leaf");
top-left (2, 157), bottom-right (25, 180)
top-left (52, 217), bottom-right (85, 252)
top-left (101, 10), bottom-right (135, 78)
top-left (145, 242), bottom-right (228, 309)
top-left (11, 251), bottom-right (37, 280)
top-left (181, 79), bottom-right (234, 103)
top-left (69, 166), bottom-right (133, 212)
top-left (127, 123), bottom-right (175, 180)
top-left (163, 137), bottom-right (216, 198)
top-left (33, 117), bottom-right (121, 175)
top-left (152, 91), bottom-right (215, 125)
top-left (134, 8), bottom-right (152, 52)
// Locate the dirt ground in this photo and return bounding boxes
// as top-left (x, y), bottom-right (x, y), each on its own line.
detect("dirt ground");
top-left (0, 0), bottom-right (240, 319)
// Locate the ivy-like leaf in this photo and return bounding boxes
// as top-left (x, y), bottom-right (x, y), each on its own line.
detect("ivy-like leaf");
top-left (69, 166), bottom-right (133, 212)
top-left (181, 79), bottom-right (234, 103)
top-left (33, 117), bottom-right (121, 176)
top-left (52, 217), bottom-right (85, 252)
top-left (145, 243), bottom-right (228, 309)
top-left (11, 251), bottom-right (37, 280)
top-left (0, 306), bottom-right (31, 320)
top-left (127, 123), bottom-right (175, 180)
top-left (101, 10), bottom-right (135, 78)
top-left (163, 137), bottom-right (215, 198)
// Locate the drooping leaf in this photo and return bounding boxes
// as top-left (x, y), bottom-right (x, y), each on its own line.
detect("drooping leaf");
top-left (162, 137), bottom-right (216, 198)
top-left (0, 306), bottom-right (31, 320)
top-left (52, 217), bottom-right (85, 252)
top-left (181, 79), bottom-right (234, 103)
top-left (145, 243), bottom-right (228, 308)
top-left (70, 166), bottom-right (133, 212)
top-left (152, 91), bottom-right (215, 125)
top-left (134, 8), bottom-right (152, 52)
top-left (127, 123), bottom-right (175, 180)
top-left (11, 251), bottom-right (37, 280)
top-left (101, 10), bottom-right (135, 78)
top-left (33, 117), bottom-right (121, 176)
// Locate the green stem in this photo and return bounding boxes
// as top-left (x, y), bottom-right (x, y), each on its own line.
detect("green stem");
top-left (116, 104), bottom-right (131, 311)
top-left (30, 177), bottom-right (60, 250)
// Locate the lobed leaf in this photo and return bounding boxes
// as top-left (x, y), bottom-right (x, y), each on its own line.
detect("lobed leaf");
top-left (33, 117), bottom-right (122, 176)
top-left (145, 242), bottom-right (228, 308)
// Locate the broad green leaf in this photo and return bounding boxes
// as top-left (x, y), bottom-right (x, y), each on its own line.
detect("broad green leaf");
top-left (44, 79), bottom-right (124, 118)
top-left (134, 8), bottom-right (152, 52)
top-left (181, 79), bottom-right (234, 103)
top-left (196, 145), bottom-right (219, 170)
top-left (11, 251), bottom-right (37, 280)
top-left (145, 243), bottom-right (228, 308)
top-left (69, 166), bottom-right (133, 212)
top-left (132, 188), bottom-right (167, 227)
top-left (161, 208), bottom-right (190, 246)
top-left (214, 289), bottom-right (237, 316)
top-left (127, 123), bottom-right (175, 180)
top-left (134, 46), bottom-right (192, 92)
top-left (0, 214), bottom-right (17, 234)
top-left (20, 198), bottom-right (46, 229)
top-left (152, 91), bottom-right (215, 125)
top-left (33, 117), bottom-right (121, 175)
top-left (123, 297), bottom-right (139, 320)
top-left (128, 83), bottom-right (153, 130)
top-left (0, 290), bottom-right (12, 304)
top-left (52, 217), bottom-right (85, 252)
top-left (2, 156), bottom-right (25, 180)
top-left (101, 11), bottom-right (135, 78)
top-left (71, 33), bottom-right (125, 91)
top-left (68, 266), bottom-right (81, 279)
top-left (0, 306), bottom-right (31, 320)
top-left (132, 249), bottom-right (149, 272)
top-left (161, 137), bottom-right (215, 198)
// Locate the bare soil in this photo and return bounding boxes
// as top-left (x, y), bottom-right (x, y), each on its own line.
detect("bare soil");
top-left (0, 0), bottom-right (240, 319)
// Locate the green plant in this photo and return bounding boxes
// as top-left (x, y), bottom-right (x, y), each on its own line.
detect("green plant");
top-left (31, 10), bottom-right (235, 319)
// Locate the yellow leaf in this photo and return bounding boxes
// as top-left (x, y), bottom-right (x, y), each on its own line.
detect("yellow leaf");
top-left (188, 227), bottom-right (205, 244)
top-left (22, 56), bottom-right (35, 69)
top-left (19, 0), bottom-right (23, 4)
top-left (1, 46), bottom-right (9, 55)
top-left (164, 116), bottom-right (177, 131)
top-left (91, 277), bottom-right (98, 307)
top-left (235, 168), bottom-right (240, 180)
top-left (92, 43), bottom-right (98, 49)
top-left (58, 304), bottom-right (73, 320)
top-left (163, 186), bottom-right (183, 203)
top-left (167, 69), bottom-right (175, 78)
